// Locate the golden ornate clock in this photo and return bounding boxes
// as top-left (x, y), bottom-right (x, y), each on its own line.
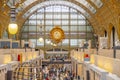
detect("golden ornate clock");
top-left (50, 26), bottom-right (65, 43)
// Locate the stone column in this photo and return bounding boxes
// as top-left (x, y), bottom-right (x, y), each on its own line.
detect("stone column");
top-left (107, 30), bottom-right (111, 49)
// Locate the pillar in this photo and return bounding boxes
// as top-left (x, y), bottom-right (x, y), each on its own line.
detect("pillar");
top-left (107, 30), bottom-right (111, 49)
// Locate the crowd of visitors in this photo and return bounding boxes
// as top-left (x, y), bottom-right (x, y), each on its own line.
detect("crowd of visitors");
top-left (42, 64), bottom-right (80, 80)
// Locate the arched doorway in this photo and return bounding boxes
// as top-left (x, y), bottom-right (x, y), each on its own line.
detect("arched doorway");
top-left (112, 27), bottom-right (115, 47)
top-left (104, 30), bottom-right (107, 37)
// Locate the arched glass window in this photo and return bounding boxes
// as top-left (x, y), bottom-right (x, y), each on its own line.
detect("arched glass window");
top-left (20, 5), bottom-right (94, 50)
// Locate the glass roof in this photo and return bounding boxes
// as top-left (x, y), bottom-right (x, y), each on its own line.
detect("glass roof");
top-left (75, 0), bottom-right (96, 13)
top-left (22, 1), bottom-right (90, 19)
top-left (90, 0), bottom-right (103, 8)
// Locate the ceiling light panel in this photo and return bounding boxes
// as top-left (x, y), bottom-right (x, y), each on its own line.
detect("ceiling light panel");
top-left (7, 0), bottom-right (20, 7)
top-left (75, 0), bottom-right (96, 13)
top-left (23, 1), bottom-right (91, 19)
top-left (16, 0), bottom-right (37, 12)
top-left (90, 0), bottom-right (103, 8)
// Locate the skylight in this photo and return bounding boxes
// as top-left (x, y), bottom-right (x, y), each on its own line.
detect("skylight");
top-left (16, 0), bottom-right (37, 12)
top-left (90, 0), bottom-right (103, 8)
top-left (75, 0), bottom-right (96, 13)
top-left (22, 1), bottom-right (91, 19)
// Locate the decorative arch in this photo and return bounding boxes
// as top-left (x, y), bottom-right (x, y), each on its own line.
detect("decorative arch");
top-left (104, 30), bottom-right (107, 37)
top-left (107, 23), bottom-right (117, 48)
top-left (107, 23), bottom-right (114, 48)
top-left (21, 1), bottom-right (91, 19)
top-left (16, 0), bottom-right (101, 36)
top-left (17, 0), bottom-right (94, 35)
top-left (20, 5), bottom-right (95, 49)
top-left (17, 1), bottom-right (99, 36)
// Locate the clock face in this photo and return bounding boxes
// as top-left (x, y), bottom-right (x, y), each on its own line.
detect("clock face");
top-left (50, 26), bottom-right (65, 43)
top-left (53, 31), bottom-right (61, 39)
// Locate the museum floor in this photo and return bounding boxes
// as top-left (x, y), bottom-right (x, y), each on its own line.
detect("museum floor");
top-left (0, 49), bottom-right (120, 80)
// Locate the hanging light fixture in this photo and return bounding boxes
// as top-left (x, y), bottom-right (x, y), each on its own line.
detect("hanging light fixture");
top-left (39, 37), bottom-right (44, 43)
top-left (38, 24), bottom-right (44, 43)
top-left (8, 3), bottom-right (18, 35)
top-left (47, 40), bottom-right (51, 44)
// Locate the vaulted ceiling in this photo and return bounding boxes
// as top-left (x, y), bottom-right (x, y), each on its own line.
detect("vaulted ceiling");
top-left (0, 0), bottom-right (120, 39)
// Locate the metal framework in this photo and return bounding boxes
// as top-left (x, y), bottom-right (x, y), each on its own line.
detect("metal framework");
top-left (20, 5), bottom-right (95, 51)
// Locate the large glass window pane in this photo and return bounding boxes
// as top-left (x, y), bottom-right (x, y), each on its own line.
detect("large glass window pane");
top-left (62, 20), bottom-right (69, 25)
top-left (23, 26), bottom-right (29, 31)
top-left (71, 26), bottom-right (77, 31)
top-left (78, 15), bottom-right (85, 19)
top-left (46, 6), bottom-right (53, 12)
top-left (71, 14), bottom-right (77, 19)
top-left (78, 20), bottom-right (86, 25)
top-left (46, 26), bottom-right (53, 31)
top-left (62, 6), bottom-right (69, 12)
top-left (54, 14), bottom-right (61, 19)
top-left (21, 5), bottom-right (94, 48)
top-left (70, 39), bottom-right (78, 46)
top-left (87, 26), bottom-right (92, 31)
top-left (28, 20), bottom-right (37, 25)
top-left (29, 14), bottom-right (44, 20)
top-left (62, 14), bottom-right (69, 19)
top-left (71, 20), bottom-right (78, 25)
top-left (29, 26), bottom-right (36, 31)
top-left (70, 8), bottom-right (77, 13)
top-left (62, 26), bottom-right (69, 31)
top-left (38, 8), bottom-right (44, 13)
top-left (45, 20), bottom-right (53, 25)
top-left (53, 20), bottom-right (61, 25)
top-left (62, 39), bottom-right (69, 44)
top-left (46, 14), bottom-right (53, 19)
top-left (79, 26), bottom-right (86, 31)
